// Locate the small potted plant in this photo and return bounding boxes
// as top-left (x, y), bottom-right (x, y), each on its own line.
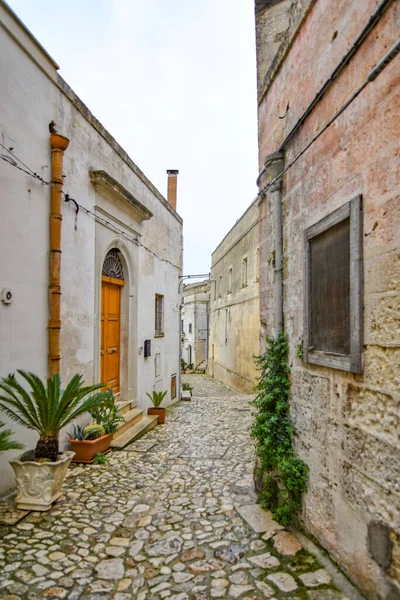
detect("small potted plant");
top-left (147, 390), bottom-right (167, 424)
top-left (69, 392), bottom-right (124, 463)
top-left (68, 423), bottom-right (111, 463)
top-left (0, 370), bottom-right (109, 511)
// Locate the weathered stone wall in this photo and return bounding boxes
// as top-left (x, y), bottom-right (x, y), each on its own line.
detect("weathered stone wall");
top-left (255, 0), bottom-right (400, 598)
top-left (209, 204), bottom-right (260, 393)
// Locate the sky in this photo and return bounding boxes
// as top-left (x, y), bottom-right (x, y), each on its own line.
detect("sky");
top-left (8, 0), bottom-right (259, 275)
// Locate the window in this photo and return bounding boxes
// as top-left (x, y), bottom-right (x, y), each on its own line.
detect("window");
top-left (304, 196), bottom-right (363, 373)
top-left (228, 268), bottom-right (232, 293)
top-left (188, 323), bottom-right (192, 333)
top-left (171, 375), bottom-right (176, 400)
top-left (219, 275), bottom-right (222, 297)
top-left (155, 294), bottom-right (164, 336)
top-left (241, 257), bottom-right (248, 287)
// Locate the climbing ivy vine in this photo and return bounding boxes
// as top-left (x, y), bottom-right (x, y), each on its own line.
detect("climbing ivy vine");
top-left (251, 333), bottom-right (308, 526)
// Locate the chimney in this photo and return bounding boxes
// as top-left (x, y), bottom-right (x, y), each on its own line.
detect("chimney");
top-left (167, 169), bottom-right (179, 211)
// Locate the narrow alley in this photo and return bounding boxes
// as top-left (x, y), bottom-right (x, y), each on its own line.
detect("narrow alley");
top-left (0, 376), bottom-right (352, 600)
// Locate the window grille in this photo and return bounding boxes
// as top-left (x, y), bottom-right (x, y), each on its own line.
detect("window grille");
top-left (102, 249), bottom-right (124, 280)
top-left (155, 294), bottom-right (164, 336)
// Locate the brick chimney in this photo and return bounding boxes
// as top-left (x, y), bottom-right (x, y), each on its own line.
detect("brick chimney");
top-left (167, 169), bottom-right (179, 211)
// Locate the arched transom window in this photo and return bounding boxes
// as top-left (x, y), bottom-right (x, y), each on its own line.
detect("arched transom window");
top-left (102, 249), bottom-right (124, 281)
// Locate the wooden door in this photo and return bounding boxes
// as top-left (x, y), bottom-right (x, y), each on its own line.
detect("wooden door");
top-left (101, 276), bottom-right (123, 394)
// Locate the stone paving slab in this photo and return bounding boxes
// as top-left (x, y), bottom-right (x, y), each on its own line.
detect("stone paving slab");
top-left (0, 375), bottom-right (351, 600)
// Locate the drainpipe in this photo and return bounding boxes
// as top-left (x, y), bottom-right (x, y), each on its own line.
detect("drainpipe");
top-left (48, 131), bottom-right (69, 375)
top-left (263, 152), bottom-right (285, 336)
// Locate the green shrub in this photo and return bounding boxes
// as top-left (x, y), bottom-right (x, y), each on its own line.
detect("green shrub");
top-left (251, 333), bottom-right (308, 526)
top-left (89, 391), bottom-right (125, 434)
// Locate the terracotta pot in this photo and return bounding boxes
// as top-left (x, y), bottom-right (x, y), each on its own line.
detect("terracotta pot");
top-left (148, 407), bottom-right (166, 424)
top-left (10, 450), bottom-right (75, 511)
top-left (70, 433), bottom-right (112, 463)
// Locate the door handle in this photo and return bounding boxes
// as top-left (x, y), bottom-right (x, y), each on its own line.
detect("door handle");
top-left (107, 348), bottom-right (117, 354)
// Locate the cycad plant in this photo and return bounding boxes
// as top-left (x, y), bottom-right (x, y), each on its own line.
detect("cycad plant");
top-left (0, 421), bottom-right (24, 454)
top-left (146, 390), bottom-right (167, 407)
top-left (0, 371), bottom-right (110, 461)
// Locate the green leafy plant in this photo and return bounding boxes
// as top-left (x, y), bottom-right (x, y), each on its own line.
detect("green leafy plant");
top-left (0, 371), bottom-right (110, 461)
top-left (93, 452), bottom-right (108, 465)
top-left (296, 343), bottom-right (304, 360)
top-left (0, 421), bottom-right (24, 454)
top-left (251, 333), bottom-right (308, 526)
top-left (89, 391), bottom-right (124, 434)
top-left (146, 390), bottom-right (167, 408)
top-left (181, 359), bottom-right (187, 371)
top-left (182, 383), bottom-right (193, 393)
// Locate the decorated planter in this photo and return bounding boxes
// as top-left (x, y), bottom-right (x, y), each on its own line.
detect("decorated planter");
top-left (10, 450), bottom-right (75, 511)
top-left (148, 407), bottom-right (166, 424)
top-left (70, 433), bottom-right (112, 463)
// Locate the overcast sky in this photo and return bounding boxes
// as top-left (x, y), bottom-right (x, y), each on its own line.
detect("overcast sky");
top-left (8, 0), bottom-right (259, 275)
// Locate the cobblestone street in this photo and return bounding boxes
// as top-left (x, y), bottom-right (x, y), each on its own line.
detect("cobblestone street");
top-left (0, 375), bottom-right (350, 600)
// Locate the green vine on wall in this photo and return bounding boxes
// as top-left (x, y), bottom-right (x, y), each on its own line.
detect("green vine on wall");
top-left (251, 333), bottom-right (308, 526)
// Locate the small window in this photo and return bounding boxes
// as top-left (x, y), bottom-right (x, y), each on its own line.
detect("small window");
top-left (155, 294), bottom-right (164, 336)
top-left (241, 257), bottom-right (248, 287)
top-left (228, 268), bottom-right (232, 293)
top-left (171, 375), bottom-right (176, 400)
top-left (188, 323), bottom-right (192, 333)
top-left (304, 196), bottom-right (363, 373)
top-left (219, 275), bottom-right (222, 297)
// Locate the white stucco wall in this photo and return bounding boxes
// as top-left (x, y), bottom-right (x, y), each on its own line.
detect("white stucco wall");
top-left (0, 3), bottom-right (182, 494)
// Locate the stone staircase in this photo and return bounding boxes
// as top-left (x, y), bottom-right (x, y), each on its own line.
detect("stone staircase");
top-left (110, 401), bottom-right (158, 450)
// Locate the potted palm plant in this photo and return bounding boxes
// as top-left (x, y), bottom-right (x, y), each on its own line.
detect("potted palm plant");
top-left (0, 371), bottom-right (109, 511)
top-left (69, 392), bottom-right (124, 463)
top-left (147, 390), bottom-right (167, 424)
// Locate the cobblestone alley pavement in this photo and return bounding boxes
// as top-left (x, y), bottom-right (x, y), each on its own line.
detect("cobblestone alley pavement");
top-left (0, 375), bottom-right (351, 600)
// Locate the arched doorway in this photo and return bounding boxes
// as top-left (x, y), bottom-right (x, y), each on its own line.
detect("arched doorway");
top-left (101, 249), bottom-right (125, 394)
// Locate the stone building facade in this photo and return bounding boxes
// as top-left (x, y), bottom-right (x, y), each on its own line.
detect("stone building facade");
top-left (209, 203), bottom-right (260, 393)
top-left (255, 1), bottom-right (400, 598)
top-left (0, 2), bottom-right (183, 494)
top-left (181, 281), bottom-right (210, 370)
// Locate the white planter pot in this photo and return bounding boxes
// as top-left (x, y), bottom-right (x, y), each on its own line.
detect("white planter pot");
top-left (10, 450), bottom-right (75, 511)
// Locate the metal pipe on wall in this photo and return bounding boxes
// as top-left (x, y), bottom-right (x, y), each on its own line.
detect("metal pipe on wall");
top-left (263, 152), bottom-right (284, 336)
top-left (48, 131), bottom-right (69, 375)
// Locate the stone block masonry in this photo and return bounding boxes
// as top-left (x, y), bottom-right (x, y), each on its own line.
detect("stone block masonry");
top-left (255, 0), bottom-right (400, 597)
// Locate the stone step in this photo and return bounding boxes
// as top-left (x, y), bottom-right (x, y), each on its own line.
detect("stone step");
top-left (113, 408), bottom-right (145, 439)
top-left (117, 400), bottom-right (136, 415)
top-left (110, 415), bottom-right (158, 450)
